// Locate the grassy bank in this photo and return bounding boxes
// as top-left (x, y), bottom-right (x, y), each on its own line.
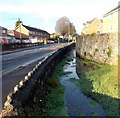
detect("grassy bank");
top-left (44, 55), bottom-right (72, 116)
top-left (70, 58), bottom-right (119, 117)
top-left (20, 55), bottom-right (71, 116)
top-left (46, 82), bottom-right (68, 116)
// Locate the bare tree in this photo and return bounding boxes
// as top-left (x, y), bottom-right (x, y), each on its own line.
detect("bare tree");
top-left (55, 16), bottom-right (76, 36)
top-left (69, 23), bottom-right (76, 36)
top-left (55, 16), bottom-right (70, 36)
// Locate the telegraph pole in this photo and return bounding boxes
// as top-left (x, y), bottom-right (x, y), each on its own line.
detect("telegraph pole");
top-left (18, 18), bottom-right (22, 45)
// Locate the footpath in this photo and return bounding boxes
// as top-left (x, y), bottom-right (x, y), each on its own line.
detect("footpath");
top-left (1, 44), bottom-right (53, 55)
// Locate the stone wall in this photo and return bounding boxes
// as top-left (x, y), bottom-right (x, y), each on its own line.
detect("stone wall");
top-left (76, 33), bottom-right (118, 65)
top-left (1, 43), bottom-right (75, 117)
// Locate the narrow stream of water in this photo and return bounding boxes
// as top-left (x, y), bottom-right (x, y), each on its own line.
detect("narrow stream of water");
top-left (60, 50), bottom-right (106, 116)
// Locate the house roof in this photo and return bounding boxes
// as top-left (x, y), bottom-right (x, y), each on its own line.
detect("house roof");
top-left (86, 18), bottom-right (96, 24)
top-left (103, 5), bottom-right (120, 17)
top-left (0, 26), bottom-right (7, 30)
top-left (100, 19), bottom-right (103, 23)
top-left (84, 18), bottom-right (102, 26)
top-left (22, 25), bottom-right (50, 34)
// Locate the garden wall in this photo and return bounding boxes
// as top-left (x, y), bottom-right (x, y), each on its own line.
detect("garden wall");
top-left (76, 33), bottom-right (118, 65)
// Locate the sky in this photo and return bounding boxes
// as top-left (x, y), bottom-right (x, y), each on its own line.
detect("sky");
top-left (0, 0), bottom-right (119, 34)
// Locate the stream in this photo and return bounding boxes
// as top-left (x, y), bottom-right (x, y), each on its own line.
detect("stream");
top-left (60, 50), bottom-right (106, 116)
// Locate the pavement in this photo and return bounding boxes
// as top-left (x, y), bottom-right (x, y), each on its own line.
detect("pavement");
top-left (2, 44), bottom-right (56, 55)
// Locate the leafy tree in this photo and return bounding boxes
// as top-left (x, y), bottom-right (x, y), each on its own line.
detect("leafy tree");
top-left (15, 20), bottom-right (23, 27)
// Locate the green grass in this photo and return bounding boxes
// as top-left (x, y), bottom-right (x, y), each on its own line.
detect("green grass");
top-left (52, 57), bottom-right (72, 78)
top-left (69, 59), bottom-right (119, 116)
top-left (46, 86), bottom-right (68, 116)
top-left (44, 56), bottom-right (71, 116)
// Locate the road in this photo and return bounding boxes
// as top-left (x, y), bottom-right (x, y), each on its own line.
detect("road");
top-left (2, 43), bottom-right (68, 111)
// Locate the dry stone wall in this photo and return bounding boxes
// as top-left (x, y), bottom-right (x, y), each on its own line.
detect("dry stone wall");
top-left (76, 33), bottom-right (118, 65)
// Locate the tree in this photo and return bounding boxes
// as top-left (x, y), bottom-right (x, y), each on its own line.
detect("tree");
top-left (55, 16), bottom-right (76, 36)
top-left (69, 23), bottom-right (76, 36)
top-left (15, 19), bottom-right (23, 27)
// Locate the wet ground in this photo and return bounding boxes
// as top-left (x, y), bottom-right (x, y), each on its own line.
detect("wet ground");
top-left (60, 50), bottom-right (106, 116)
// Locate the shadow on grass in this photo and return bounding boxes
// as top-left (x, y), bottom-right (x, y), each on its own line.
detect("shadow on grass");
top-left (73, 57), bottom-right (120, 117)
top-left (70, 76), bottom-right (120, 117)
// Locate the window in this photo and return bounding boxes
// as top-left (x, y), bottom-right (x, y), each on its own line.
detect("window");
top-left (97, 31), bottom-right (100, 34)
top-left (2, 30), bottom-right (6, 33)
top-left (110, 25), bottom-right (112, 30)
top-left (30, 31), bottom-right (32, 34)
top-left (97, 24), bottom-right (100, 27)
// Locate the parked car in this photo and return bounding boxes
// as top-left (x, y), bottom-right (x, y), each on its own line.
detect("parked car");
top-left (30, 38), bottom-right (38, 43)
top-left (47, 40), bottom-right (54, 44)
top-left (16, 39), bottom-right (21, 44)
top-left (22, 39), bottom-right (30, 43)
top-left (8, 38), bottom-right (17, 44)
top-left (15, 39), bottom-right (30, 43)
top-left (0, 38), bottom-right (9, 45)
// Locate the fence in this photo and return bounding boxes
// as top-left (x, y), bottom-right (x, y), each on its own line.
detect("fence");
top-left (2, 42), bottom-right (44, 51)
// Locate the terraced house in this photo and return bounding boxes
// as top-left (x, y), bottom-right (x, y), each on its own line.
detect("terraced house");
top-left (81, 18), bottom-right (103, 35)
top-left (102, 5), bottom-right (120, 33)
top-left (14, 24), bottom-right (50, 43)
top-left (0, 26), bottom-right (14, 40)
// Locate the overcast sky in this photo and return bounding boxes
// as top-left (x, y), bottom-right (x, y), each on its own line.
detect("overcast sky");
top-left (0, 0), bottom-right (119, 34)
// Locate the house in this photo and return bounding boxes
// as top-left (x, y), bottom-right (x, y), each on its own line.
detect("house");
top-left (0, 26), bottom-right (14, 39)
top-left (14, 24), bottom-right (50, 43)
top-left (0, 26), bottom-right (7, 39)
top-left (102, 5), bottom-right (120, 33)
top-left (81, 18), bottom-right (103, 35)
top-left (50, 33), bottom-right (60, 39)
top-left (8, 30), bottom-right (15, 36)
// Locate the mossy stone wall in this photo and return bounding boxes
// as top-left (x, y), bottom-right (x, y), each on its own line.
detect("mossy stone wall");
top-left (76, 33), bottom-right (118, 65)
